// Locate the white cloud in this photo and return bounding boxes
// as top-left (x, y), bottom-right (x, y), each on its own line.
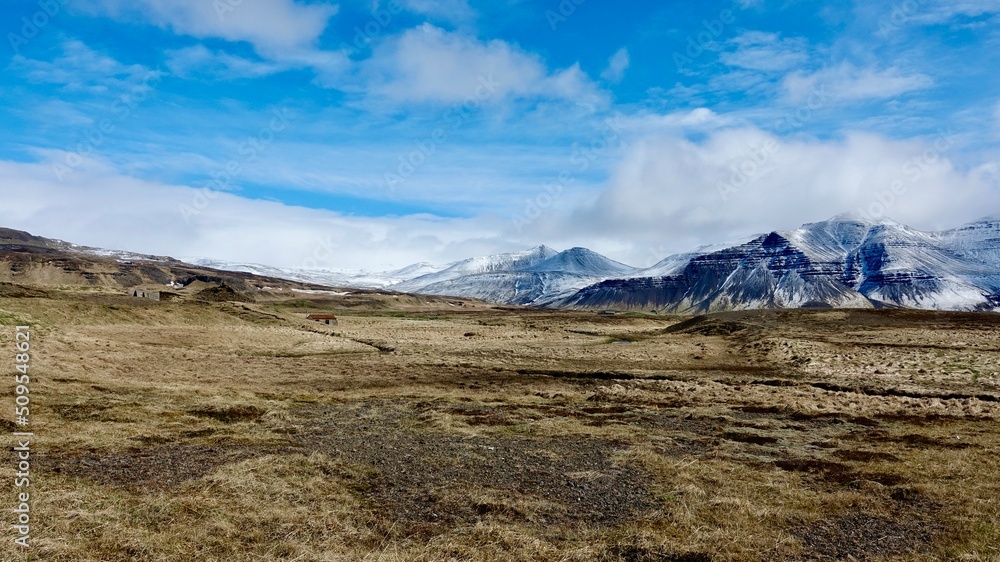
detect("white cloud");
top-left (721, 31), bottom-right (809, 72)
top-left (618, 108), bottom-right (739, 135)
top-left (3, 124), bottom-right (998, 272)
top-left (79, 0), bottom-right (350, 87)
top-left (398, 0), bottom-right (476, 26)
top-left (0, 155), bottom-right (505, 271)
top-left (905, 0), bottom-right (1000, 25)
top-left (165, 45), bottom-right (287, 79)
top-left (783, 63), bottom-right (933, 102)
top-left (601, 48), bottom-right (630, 83)
top-left (164, 44), bottom-right (348, 85)
top-left (545, 124), bottom-right (1000, 264)
top-left (364, 24), bottom-right (605, 105)
top-left (12, 40), bottom-right (159, 93)
top-left (78, 0), bottom-right (338, 56)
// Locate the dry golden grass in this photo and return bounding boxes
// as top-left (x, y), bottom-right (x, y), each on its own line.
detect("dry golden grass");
top-left (1, 290), bottom-right (999, 561)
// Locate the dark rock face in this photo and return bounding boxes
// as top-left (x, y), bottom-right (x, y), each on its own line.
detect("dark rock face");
top-left (561, 216), bottom-right (1000, 313)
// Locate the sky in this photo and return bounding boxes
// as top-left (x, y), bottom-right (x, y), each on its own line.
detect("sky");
top-left (1, 0), bottom-right (999, 270)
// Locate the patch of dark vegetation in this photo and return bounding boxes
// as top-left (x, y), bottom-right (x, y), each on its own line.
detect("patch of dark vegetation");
top-left (195, 283), bottom-right (255, 303)
top-left (518, 368), bottom-right (635, 381)
top-left (832, 449), bottom-right (901, 463)
top-left (774, 458), bottom-right (851, 476)
top-left (0, 282), bottom-right (48, 298)
top-left (188, 405), bottom-right (266, 423)
top-left (50, 402), bottom-right (112, 421)
top-left (796, 512), bottom-right (940, 561)
top-left (0, 419), bottom-right (16, 432)
top-left (788, 411), bottom-right (880, 427)
top-left (809, 381), bottom-right (1000, 403)
top-left (751, 379), bottom-right (798, 387)
top-left (181, 428), bottom-right (217, 438)
top-left (583, 406), bottom-right (630, 414)
top-left (894, 433), bottom-right (973, 449)
top-left (603, 544), bottom-right (713, 562)
top-left (873, 412), bottom-right (991, 424)
top-left (722, 431), bottom-right (778, 445)
top-left (39, 444), bottom-right (286, 491)
top-left (463, 414), bottom-right (514, 426)
top-left (854, 472), bottom-right (908, 486)
top-left (662, 315), bottom-right (709, 333)
top-left (357, 339), bottom-right (396, 353)
top-left (890, 485), bottom-right (929, 505)
top-left (774, 458), bottom-right (907, 487)
top-left (132, 435), bottom-right (172, 445)
top-left (663, 315), bottom-right (750, 336)
top-left (736, 405), bottom-right (782, 415)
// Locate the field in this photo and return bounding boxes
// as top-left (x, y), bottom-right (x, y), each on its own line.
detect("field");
top-left (2, 287), bottom-right (1000, 561)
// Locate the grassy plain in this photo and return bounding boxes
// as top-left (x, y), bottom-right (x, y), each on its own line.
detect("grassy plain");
top-left (2, 287), bottom-right (999, 561)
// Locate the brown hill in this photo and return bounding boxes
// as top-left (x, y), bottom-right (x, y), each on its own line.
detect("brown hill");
top-left (0, 227), bottom-right (336, 299)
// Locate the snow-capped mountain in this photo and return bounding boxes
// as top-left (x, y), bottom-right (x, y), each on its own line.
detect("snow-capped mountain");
top-left (391, 246), bottom-right (637, 305)
top-left (389, 246), bottom-right (558, 293)
top-left (161, 214), bottom-right (1000, 312)
top-left (182, 259), bottom-right (448, 289)
top-left (561, 214), bottom-right (1000, 313)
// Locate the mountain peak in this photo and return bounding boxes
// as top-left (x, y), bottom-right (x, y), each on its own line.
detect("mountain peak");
top-left (817, 212), bottom-right (899, 227)
top-left (527, 247), bottom-right (634, 276)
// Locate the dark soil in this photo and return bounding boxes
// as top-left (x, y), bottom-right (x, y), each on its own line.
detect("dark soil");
top-left (795, 512), bottom-right (940, 560)
top-left (603, 544), bottom-right (714, 562)
top-left (292, 401), bottom-right (659, 533)
top-left (40, 400), bottom-right (659, 535)
top-left (38, 444), bottom-right (281, 491)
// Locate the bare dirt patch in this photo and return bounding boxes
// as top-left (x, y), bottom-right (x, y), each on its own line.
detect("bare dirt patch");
top-left (39, 444), bottom-right (282, 491)
top-left (290, 401), bottom-right (658, 533)
top-left (796, 512), bottom-right (941, 561)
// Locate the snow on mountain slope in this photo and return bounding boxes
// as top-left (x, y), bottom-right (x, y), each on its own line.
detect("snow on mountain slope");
top-left (184, 259), bottom-right (444, 289)
top-left (939, 216), bottom-right (1000, 266)
top-left (102, 213), bottom-right (1000, 312)
top-left (390, 246), bottom-right (558, 293)
top-left (561, 215), bottom-right (1000, 313)
top-left (525, 247), bottom-right (635, 276)
top-left (392, 246), bottom-right (639, 305)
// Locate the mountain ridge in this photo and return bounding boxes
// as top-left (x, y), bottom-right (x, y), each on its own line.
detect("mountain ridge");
top-left (5, 214), bottom-right (999, 312)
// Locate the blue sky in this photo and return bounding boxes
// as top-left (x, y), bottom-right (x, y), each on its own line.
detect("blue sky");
top-left (1, 0), bottom-right (999, 269)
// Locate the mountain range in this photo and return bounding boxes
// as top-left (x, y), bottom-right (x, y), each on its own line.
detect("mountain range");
top-left (4, 214), bottom-right (1000, 312)
top-left (185, 214), bottom-right (1000, 312)
top-left (562, 215), bottom-right (1000, 312)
